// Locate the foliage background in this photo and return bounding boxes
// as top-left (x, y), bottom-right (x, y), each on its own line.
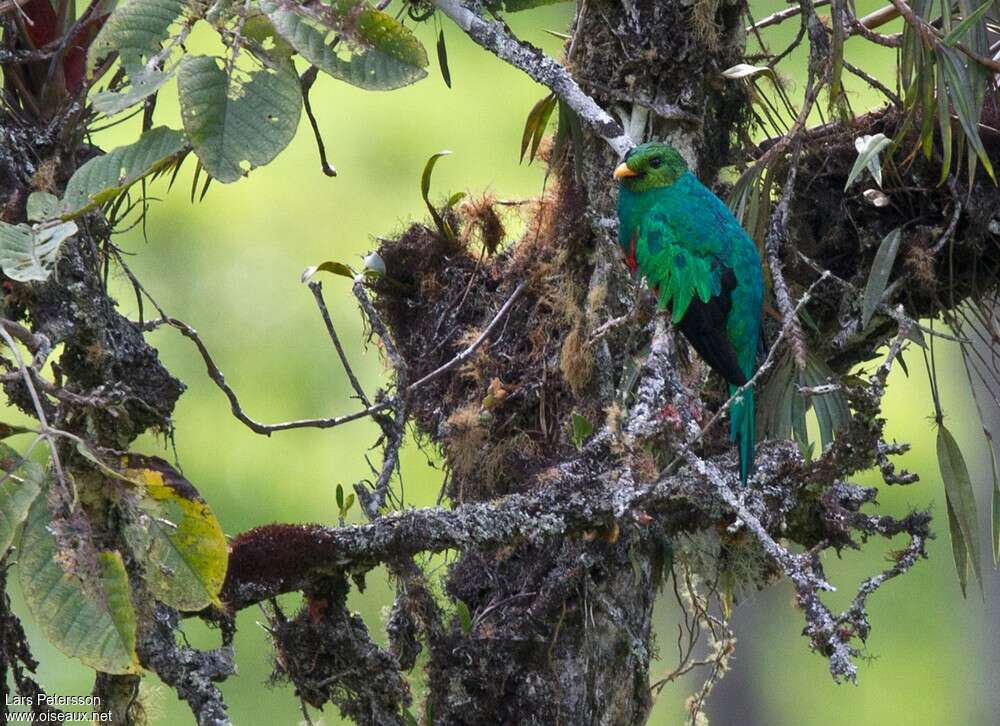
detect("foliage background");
top-left (5, 1), bottom-right (1000, 723)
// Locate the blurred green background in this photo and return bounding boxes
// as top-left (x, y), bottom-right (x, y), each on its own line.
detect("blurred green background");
top-left (7, 1), bottom-right (1000, 724)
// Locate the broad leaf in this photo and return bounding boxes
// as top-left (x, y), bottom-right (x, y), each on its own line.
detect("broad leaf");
top-left (88, 0), bottom-right (188, 112)
top-left (937, 424), bottom-right (983, 596)
top-left (262, 0), bottom-right (428, 91)
top-left (26, 192), bottom-right (59, 222)
top-left (861, 227), bottom-right (902, 327)
top-left (178, 55), bottom-right (302, 183)
top-left (92, 67), bottom-right (173, 116)
top-left (0, 220), bottom-right (77, 282)
top-left (19, 493), bottom-right (140, 674)
top-left (120, 455), bottom-right (228, 611)
top-left (62, 126), bottom-right (187, 216)
top-left (0, 444), bottom-right (43, 555)
top-left (90, 0), bottom-right (187, 69)
top-left (570, 412), bottom-right (593, 450)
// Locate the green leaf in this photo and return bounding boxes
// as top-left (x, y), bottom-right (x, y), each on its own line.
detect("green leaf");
top-left (937, 424), bottom-right (983, 596)
top-left (19, 493), bottom-right (140, 674)
top-left (570, 412), bottom-right (593, 450)
top-left (936, 62), bottom-right (954, 184)
top-left (845, 133), bottom-right (892, 190)
top-left (946, 495), bottom-right (971, 596)
top-left (90, 0), bottom-right (187, 70)
top-left (0, 220), bottom-right (77, 282)
top-left (943, 0), bottom-right (994, 45)
top-left (437, 29), bottom-right (452, 88)
top-left (990, 446), bottom-right (1000, 567)
top-left (120, 455), bottom-right (228, 611)
top-left (92, 67), bottom-right (173, 116)
top-left (97, 551), bottom-right (140, 670)
top-left (88, 0), bottom-right (188, 113)
top-left (261, 0), bottom-right (428, 91)
top-left (520, 93), bottom-right (556, 165)
top-left (178, 55), bottom-right (302, 184)
top-left (26, 192), bottom-right (59, 222)
top-left (937, 46), bottom-right (995, 182)
top-left (0, 444), bottom-right (43, 555)
top-left (861, 227), bottom-right (902, 327)
top-left (62, 126), bottom-right (187, 217)
top-left (421, 150), bottom-right (455, 240)
top-left (301, 260), bottom-right (356, 282)
top-left (455, 600), bottom-right (472, 636)
top-left (335, 482), bottom-right (345, 511)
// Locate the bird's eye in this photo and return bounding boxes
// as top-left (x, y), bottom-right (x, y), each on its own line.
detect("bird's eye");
top-left (649, 157), bottom-right (663, 169)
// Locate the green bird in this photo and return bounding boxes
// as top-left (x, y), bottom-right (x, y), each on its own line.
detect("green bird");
top-left (614, 142), bottom-right (763, 484)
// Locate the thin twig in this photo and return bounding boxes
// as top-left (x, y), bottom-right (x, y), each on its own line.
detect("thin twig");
top-left (405, 281), bottom-right (528, 391)
top-left (309, 281), bottom-right (370, 407)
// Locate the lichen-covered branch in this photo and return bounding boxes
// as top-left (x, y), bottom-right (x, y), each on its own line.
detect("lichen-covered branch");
top-left (432, 0), bottom-right (634, 156)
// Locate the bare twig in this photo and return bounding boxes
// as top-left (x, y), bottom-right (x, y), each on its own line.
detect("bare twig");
top-left (309, 281), bottom-right (370, 407)
top-left (405, 281), bottom-right (528, 391)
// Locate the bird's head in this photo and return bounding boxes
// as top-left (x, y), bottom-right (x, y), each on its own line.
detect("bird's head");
top-left (613, 142), bottom-right (687, 192)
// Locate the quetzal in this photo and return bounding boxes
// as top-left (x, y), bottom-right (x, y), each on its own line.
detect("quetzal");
top-left (614, 142), bottom-right (763, 484)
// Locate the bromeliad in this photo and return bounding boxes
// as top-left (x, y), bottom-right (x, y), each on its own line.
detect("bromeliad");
top-left (614, 142), bottom-right (764, 484)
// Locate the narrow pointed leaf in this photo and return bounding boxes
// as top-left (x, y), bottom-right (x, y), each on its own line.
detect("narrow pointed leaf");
top-left (943, 0), bottom-right (994, 45)
top-left (437, 29), bottom-right (451, 88)
top-left (991, 446), bottom-right (1000, 567)
top-left (845, 134), bottom-right (891, 190)
top-left (937, 46), bottom-right (995, 182)
top-left (421, 151), bottom-right (454, 239)
top-left (946, 495), bottom-right (970, 597)
top-left (861, 227), bottom-right (902, 327)
top-left (937, 424), bottom-right (983, 596)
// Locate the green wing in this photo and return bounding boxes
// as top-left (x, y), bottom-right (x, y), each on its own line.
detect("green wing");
top-left (634, 216), bottom-right (719, 325)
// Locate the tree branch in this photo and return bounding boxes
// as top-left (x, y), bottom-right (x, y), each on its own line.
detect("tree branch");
top-left (431, 0), bottom-right (633, 156)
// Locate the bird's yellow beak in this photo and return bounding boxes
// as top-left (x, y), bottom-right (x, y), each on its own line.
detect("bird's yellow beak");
top-left (613, 162), bottom-right (637, 179)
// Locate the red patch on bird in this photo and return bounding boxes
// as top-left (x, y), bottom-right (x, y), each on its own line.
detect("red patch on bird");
top-left (626, 232), bottom-right (639, 272)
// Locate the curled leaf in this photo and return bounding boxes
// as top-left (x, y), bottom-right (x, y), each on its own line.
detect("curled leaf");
top-left (421, 151), bottom-right (455, 240)
top-left (302, 260), bottom-right (356, 283)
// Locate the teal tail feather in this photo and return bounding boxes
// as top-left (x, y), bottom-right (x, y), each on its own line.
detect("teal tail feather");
top-left (729, 385), bottom-right (755, 485)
